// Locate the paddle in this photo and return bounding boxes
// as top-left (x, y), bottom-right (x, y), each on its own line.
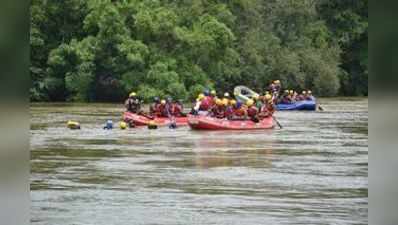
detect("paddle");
top-left (272, 116), bottom-right (283, 129)
top-left (318, 104), bottom-right (324, 111)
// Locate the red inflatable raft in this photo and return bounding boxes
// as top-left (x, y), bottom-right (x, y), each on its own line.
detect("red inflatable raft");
top-left (188, 115), bottom-right (275, 130)
top-left (123, 112), bottom-right (189, 126)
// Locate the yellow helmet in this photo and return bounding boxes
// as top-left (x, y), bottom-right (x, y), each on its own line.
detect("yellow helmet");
top-left (198, 93), bottom-right (205, 100)
top-left (211, 90), bottom-right (216, 95)
top-left (274, 80), bottom-right (281, 84)
top-left (215, 99), bottom-right (223, 105)
top-left (129, 92), bottom-right (136, 97)
top-left (253, 95), bottom-right (259, 100)
top-left (308, 90), bottom-right (312, 94)
top-left (120, 121), bottom-right (127, 129)
top-left (246, 99), bottom-right (254, 107)
top-left (160, 99), bottom-right (166, 105)
top-left (289, 90), bottom-right (294, 94)
top-left (265, 94), bottom-right (272, 100)
top-left (224, 92), bottom-right (230, 97)
top-left (230, 99), bottom-right (237, 106)
top-left (149, 120), bottom-right (157, 126)
top-left (302, 91), bottom-right (307, 95)
top-left (265, 91), bottom-right (270, 95)
top-left (222, 98), bottom-right (229, 106)
top-left (284, 90), bottom-right (289, 94)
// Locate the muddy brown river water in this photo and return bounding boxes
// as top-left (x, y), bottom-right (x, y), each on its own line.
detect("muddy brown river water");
top-left (30, 98), bottom-right (368, 225)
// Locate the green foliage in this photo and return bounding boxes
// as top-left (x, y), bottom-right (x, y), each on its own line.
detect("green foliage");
top-left (30, 0), bottom-right (368, 101)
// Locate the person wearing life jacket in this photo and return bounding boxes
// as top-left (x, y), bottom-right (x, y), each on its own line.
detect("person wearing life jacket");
top-left (171, 99), bottom-right (184, 117)
top-left (161, 97), bottom-right (174, 117)
top-left (159, 99), bottom-right (168, 117)
top-left (253, 95), bottom-right (263, 109)
top-left (230, 100), bottom-right (248, 120)
top-left (258, 94), bottom-right (275, 119)
top-left (280, 90), bottom-right (291, 104)
top-left (225, 99), bottom-right (235, 119)
top-left (273, 80), bottom-right (282, 95)
top-left (192, 94), bottom-right (204, 115)
top-left (268, 82), bottom-right (276, 94)
top-left (246, 99), bottom-right (259, 122)
top-left (222, 92), bottom-right (231, 104)
top-left (210, 98), bottom-right (226, 119)
top-left (125, 92), bottom-right (142, 113)
top-left (200, 90), bottom-right (214, 110)
top-left (296, 91), bottom-right (306, 101)
top-left (292, 91), bottom-right (298, 102)
top-left (150, 96), bottom-right (161, 116)
top-left (306, 90), bottom-right (314, 100)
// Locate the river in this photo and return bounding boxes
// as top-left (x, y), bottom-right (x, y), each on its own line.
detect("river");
top-left (30, 98), bottom-right (368, 225)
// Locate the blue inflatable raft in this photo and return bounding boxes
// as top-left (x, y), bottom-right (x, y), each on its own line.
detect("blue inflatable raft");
top-left (276, 98), bottom-right (317, 111)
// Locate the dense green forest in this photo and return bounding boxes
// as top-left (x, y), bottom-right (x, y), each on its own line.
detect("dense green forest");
top-left (30, 0), bottom-right (368, 102)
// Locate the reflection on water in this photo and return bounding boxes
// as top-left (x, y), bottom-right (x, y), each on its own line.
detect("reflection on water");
top-left (30, 98), bottom-right (368, 225)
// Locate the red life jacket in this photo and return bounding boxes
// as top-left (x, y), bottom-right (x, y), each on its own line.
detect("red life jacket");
top-left (233, 107), bottom-right (246, 117)
top-left (225, 106), bottom-right (233, 118)
top-left (157, 104), bottom-right (167, 117)
top-left (199, 96), bottom-right (212, 111)
top-left (171, 103), bottom-right (182, 116)
top-left (247, 106), bottom-right (258, 117)
top-left (212, 105), bottom-right (226, 118)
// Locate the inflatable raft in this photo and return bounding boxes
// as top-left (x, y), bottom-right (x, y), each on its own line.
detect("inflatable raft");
top-left (188, 115), bottom-right (274, 130)
top-left (276, 99), bottom-right (316, 111)
top-left (123, 112), bottom-right (189, 126)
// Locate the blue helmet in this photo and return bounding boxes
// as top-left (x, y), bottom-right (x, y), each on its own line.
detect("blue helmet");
top-left (203, 89), bottom-right (210, 96)
top-left (236, 100), bottom-right (242, 108)
top-left (153, 96), bottom-right (160, 103)
top-left (166, 96), bottom-right (173, 103)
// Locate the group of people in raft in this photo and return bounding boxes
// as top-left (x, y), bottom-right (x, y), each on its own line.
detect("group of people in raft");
top-left (124, 80), bottom-right (314, 123)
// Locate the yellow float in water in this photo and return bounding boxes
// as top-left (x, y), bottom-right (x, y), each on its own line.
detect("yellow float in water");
top-left (67, 120), bottom-right (80, 129)
top-left (147, 120), bottom-right (158, 129)
top-left (119, 121), bottom-right (127, 129)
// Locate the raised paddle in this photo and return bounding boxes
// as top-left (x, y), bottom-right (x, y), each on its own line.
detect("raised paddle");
top-left (272, 116), bottom-right (283, 129)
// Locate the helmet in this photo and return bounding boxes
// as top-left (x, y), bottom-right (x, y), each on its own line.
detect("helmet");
top-left (246, 99), bottom-right (254, 107)
top-left (216, 99), bottom-right (223, 106)
top-left (236, 100), bottom-right (242, 108)
top-left (198, 93), bottom-right (205, 100)
top-left (166, 97), bottom-right (173, 102)
top-left (289, 90), bottom-right (294, 94)
top-left (274, 80), bottom-right (281, 84)
top-left (265, 94), bottom-right (272, 100)
top-left (265, 91), bottom-right (270, 95)
top-left (210, 90), bottom-right (216, 96)
top-left (308, 90), bottom-right (312, 94)
top-left (149, 120), bottom-right (157, 126)
top-left (302, 91), bottom-right (307, 95)
top-left (160, 99), bottom-right (166, 105)
top-left (153, 96), bottom-right (160, 102)
top-left (230, 99), bottom-right (236, 106)
top-left (119, 121), bottom-right (127, 129)
top-left (129, 92), bottom-right (137, 97)
top-left (203, 89), bottom-right (210, 96)
top-left (222, 98), bottom-right (229, 106)
top-left (224, 92), bottom-right (230, 97)
top-left (284, 90), bottom-right (289, 94)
